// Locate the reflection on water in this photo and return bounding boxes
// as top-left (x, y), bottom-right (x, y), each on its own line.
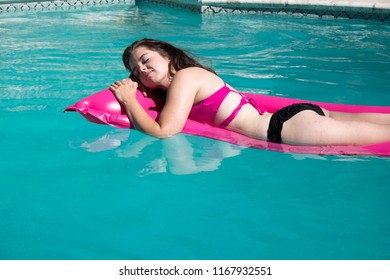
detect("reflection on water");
top-left (80, 130), bottom-right (129, 152)
top-left (78, 130), bottom-right (247, 176)
top-left (1, 3), bottom-right (389, 260)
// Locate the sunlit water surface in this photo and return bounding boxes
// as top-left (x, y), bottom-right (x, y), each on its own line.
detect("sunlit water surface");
top-left (0, 3), bottom-right (389, 259)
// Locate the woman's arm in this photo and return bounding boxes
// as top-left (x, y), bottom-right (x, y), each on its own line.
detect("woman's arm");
top-left (110, 70), bottom-right (199, 139)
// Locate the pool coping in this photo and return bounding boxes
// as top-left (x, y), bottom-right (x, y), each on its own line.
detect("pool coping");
top-left (1, 0), bottom-right (389, 20)
top-left (0, 0), bottom-right (135, 12)
top-left (145, 0), bottom-right (390, 20)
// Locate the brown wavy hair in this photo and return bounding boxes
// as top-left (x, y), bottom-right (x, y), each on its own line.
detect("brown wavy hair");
top-left (122, 38), bottom-right (216, 79)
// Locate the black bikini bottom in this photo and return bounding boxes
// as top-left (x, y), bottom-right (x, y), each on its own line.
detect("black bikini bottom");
top-left (267, 103), bottom-right (325, 144)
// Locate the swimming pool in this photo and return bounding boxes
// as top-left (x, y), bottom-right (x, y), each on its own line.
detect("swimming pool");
top-left (1, 3), bottom-right (389, 260)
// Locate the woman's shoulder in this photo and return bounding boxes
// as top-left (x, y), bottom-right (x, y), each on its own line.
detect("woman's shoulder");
top-left (176, 66), bottom-right (212, 75)
top-left (174, 67), bottom-right (219, 84)
top-left (169, 67), bottom-right (224, 97)
top-left (172, 67), bottom-right (225, 98)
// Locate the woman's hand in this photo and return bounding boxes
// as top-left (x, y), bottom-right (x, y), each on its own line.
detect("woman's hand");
top-left (110, 78), bottom-right (139, 105)
top-left (129, 74), bottom-right (148, 97)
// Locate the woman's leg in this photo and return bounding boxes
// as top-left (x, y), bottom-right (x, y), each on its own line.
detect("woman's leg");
top-left (325, 110), bottom-right (390, 125)
top-left (281, 110), bottom-right (390, 146)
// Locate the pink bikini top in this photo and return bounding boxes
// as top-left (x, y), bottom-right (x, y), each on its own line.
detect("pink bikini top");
top-left (188, 83), bottom-right (265, 127)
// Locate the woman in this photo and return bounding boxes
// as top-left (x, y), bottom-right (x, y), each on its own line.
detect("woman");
top-left (110, 38), bottom-right (390, 146)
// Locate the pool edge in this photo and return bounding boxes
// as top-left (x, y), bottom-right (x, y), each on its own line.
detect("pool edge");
top-left (1, 0), bottom-right (389, 20)
top-left (143, 0), bottom-right (390, 20)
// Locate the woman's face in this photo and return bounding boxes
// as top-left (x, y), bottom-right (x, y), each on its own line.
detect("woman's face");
top-left (129, 46), bottom-right (171, 89)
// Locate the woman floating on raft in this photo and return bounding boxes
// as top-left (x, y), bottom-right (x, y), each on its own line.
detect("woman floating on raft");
top-left (109, 38), bottom-right (390, 146)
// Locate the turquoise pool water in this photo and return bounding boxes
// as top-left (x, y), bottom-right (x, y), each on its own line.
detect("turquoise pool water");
top-left (1, 3), bottom-right (389, 260)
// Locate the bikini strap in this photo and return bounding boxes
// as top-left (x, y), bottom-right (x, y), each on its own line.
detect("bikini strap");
top-left (248, 97), bottom-right (265, 115)
top-left (219, 97), bottom-right (248, 127)
top-left (219, 92), bottom-right (265, 128)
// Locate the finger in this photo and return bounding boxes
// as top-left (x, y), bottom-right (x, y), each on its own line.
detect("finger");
top-left (124, 78), bottom-right (133, 84)
top-left (109, 85), bottom-right (116, 92)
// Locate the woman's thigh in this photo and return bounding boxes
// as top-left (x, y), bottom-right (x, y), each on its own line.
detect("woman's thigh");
top-left (281, 110), bottom-right (357, 145)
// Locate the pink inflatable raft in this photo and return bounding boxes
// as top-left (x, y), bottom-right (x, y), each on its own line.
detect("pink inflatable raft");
top-left (65, 88), bottom-right (390, 157)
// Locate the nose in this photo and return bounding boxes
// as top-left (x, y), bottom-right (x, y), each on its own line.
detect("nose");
top-left (139, 64), bottom-right (147, 73)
